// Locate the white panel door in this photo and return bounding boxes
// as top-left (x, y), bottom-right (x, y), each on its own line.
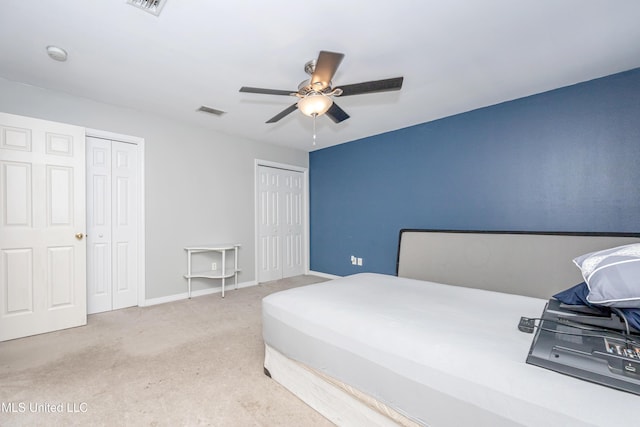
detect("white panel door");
top-left (86, 137), bottom-right (138, 314)
top-left (282, 171), bottom-right (304, 278)
top-left (257, 166), bottom-right (305, 283)
top-left (86, 137), bottom-right (112, 314)
top-left (0, 112), bottom-right (86, 342)
top-left (258, 166), bottom-right (282, 282)
top-left (111, 141), bottom-right (138, 310)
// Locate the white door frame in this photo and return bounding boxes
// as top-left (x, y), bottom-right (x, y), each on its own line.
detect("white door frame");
top-left (86, 128), bottom-right (146, 308)
top-left (254, 159), bottom-right (309, 282)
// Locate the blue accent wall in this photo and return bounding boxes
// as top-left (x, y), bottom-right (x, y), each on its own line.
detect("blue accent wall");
top-left (309, 68), bottom-right (640, 276)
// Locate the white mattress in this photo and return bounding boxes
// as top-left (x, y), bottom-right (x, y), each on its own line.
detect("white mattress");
top-left (262, 273), bottom-right (640, 426)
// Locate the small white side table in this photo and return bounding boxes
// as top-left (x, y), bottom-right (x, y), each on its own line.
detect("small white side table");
top-left (184, 244), bottom-right (240, 298)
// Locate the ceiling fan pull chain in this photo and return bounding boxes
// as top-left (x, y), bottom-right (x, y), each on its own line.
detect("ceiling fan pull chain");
top-left (312, 113), bottom-right (317, 146)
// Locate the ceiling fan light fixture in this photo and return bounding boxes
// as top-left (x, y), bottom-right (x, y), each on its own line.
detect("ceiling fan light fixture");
top-left (298, 93), bottom-right (333, 117)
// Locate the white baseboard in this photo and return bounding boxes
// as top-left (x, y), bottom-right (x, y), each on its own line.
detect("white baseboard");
top-left (142, 272), bottom-right (338, 308)
top-left (141, 280), bottom-right (257, 307)
top-left (307, 270), bottom-right (341, 280)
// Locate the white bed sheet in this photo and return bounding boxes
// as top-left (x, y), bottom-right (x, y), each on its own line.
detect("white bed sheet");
top-left (262, 273), bottom-right (640, 426)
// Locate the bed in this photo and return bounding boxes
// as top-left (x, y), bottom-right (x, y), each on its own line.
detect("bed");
top-left (262, 230), bottom-right (640, 426)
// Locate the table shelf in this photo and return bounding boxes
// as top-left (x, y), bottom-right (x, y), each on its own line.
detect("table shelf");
top-left (184, 244), bottom-right (240, 298)
top-left (185, 269), bottom-right (241, 280)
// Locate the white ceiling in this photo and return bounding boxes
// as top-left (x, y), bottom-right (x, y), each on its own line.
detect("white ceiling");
top-left (1, 1), bottom-right (639, 152)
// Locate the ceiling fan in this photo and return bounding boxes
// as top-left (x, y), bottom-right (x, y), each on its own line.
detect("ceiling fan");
top-left (239, 50), bottom-right (404, 124)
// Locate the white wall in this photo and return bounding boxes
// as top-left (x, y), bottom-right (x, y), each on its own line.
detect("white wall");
top-left (0, 77), bottom-right (308, 300)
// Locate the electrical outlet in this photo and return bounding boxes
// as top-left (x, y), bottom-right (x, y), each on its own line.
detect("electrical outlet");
top-left (211, 262), bottom-right (217, 271)
top-left (357, 258), bottom-right (363, 266)
top-left (351, 255), bottom-right (357, 265)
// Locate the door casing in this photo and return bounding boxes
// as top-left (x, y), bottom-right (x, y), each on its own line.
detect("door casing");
top-left (254, 159), bottom-right (309, 283)
top-left (86, 128), bottom-right (145, 309)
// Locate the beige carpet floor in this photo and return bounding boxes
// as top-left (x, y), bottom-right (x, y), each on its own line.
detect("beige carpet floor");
top-left (0, 275), bottom-right (334, 427)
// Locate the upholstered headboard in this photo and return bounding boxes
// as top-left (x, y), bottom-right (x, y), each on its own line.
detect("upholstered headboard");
top-left (396, 230), bottom-right (640, 299)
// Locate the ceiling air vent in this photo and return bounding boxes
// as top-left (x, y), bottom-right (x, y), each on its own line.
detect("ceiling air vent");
top-left (127, 0), bottom-right (166, 16)
top-left (197, 106), bottom-right (226, 116)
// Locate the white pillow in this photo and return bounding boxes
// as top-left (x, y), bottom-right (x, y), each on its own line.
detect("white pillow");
top-left (573, 243), bottom-right (640, 308)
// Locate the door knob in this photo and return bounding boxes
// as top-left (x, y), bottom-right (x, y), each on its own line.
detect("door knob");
top-left (75, 233), bottom-right (84, 240)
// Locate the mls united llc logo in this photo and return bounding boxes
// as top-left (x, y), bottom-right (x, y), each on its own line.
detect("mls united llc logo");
top-left (1, 402), bottom-right (88, 413)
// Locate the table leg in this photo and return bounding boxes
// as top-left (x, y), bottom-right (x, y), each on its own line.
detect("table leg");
top-left (187, 250), bottom-right (192, 299)
top-left (234, 246), bottom-right (238, 290)
top-left (221, 249), bottom-right (226, 298)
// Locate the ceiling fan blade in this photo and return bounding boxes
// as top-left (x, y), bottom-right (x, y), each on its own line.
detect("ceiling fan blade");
top-left (266, 103), bottom-right (298, 123)
top-left (337, 77), bottom-right (404, 97)
top-left (310, 51), bottom-right (345, 90)
top-left (325, 102), bottom-right (350, 124)
top-left (240, 86), bottom-right (294, 96)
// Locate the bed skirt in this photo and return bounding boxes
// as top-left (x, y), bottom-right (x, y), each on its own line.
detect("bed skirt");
top-left (264, 343), bottom-right (420, 427)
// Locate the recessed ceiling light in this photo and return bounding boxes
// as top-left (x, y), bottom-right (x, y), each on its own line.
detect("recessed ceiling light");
top-left (46, 46), bottom-right (68, 62)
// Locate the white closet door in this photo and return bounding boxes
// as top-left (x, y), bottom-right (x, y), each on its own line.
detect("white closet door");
top-left (282, 170), bottom-right (304, 278)
top-left (111, 141), bottom-right (138, 310)
top-left (257, 165), bottom-right (305, 283)
top-left (0, 112), bottom-right (86, 341)
top-left (258, 166), bottom-right (282, 282)
top-left (86, 137), bottom-right (112, 314)
top-left (86, 137), bottom-right (138, 314)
